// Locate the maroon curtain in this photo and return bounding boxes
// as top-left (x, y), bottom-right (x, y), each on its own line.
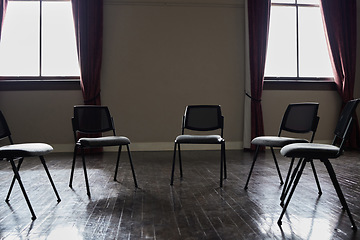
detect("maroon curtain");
top-left (72, 0), bottom-right (103, 105)
top-left (248, 0), bottom-right (271, 150)
top-left (0, 0), bottom-right (8, 41)
top-left (320, 0), bottom-right (360, 148)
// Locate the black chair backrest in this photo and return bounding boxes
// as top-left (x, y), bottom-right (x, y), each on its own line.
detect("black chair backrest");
top-left (0, 111), bottom-right (13, 144)
top-left (183, 105), bottom-right (224, 135)
top-left (279, 103), bottom-right (319, 137)
top-left (72, 106), bottom-right (115, 135)
top-left (333, 99), bottom-right (360, 147)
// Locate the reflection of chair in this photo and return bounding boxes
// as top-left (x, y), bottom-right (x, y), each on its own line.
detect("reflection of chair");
top-left (278, 99), bottom-right (359, 229)
top-left (0, 111), bottom-right (61, 220)
top-left (170, 105), bottom-right (226, 187)
top-left (69, 105), bottom-right (138, 196)
top-left (244, 103), bottom-right (321, 197)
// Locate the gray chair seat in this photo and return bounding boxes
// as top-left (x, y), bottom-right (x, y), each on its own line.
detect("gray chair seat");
top-left (176, 134), bottom-right (224, 144)
top-left (251, 136), bottom-right (308, 148)
top-left (78, 136), bottom-right (130, 147)
top-left (0, 143), bottom-right (53, 158)
top-left (281, 143), bottom-right (340, 159)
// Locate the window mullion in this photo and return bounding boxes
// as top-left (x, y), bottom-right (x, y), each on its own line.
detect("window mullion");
top-left (296, 0), bottom-right (299, 78)
top-left (39, 0), bottom-right (42, 76)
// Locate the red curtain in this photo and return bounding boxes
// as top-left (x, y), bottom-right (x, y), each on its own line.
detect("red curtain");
top-left (248, 0), bottom-right (271, 150)
top-left (0, 0), bottom-right (8, 40)
top-left (320, 0), bottom-right (360, 148)
top-left (72, 0), bottom-right (103, 105)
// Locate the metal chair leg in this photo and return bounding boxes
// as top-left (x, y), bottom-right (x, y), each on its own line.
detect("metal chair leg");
top-left (69, 145), bottom-right (77, 188)
top-left (322, 159), bottom-right (357, 229)
top-left (81, 148), bottom-right (91, 196)
top-left (280, 158), bottom-right (302, 206)
top-left (220, 144), bottom-right (224, 188)
top-left (40, 156), bottom-right (61, 202)
top-left (6, 157), bottom-right (24, 202)
top-left (280, 157), bottom-right (295, 202)
top-left (170, 142), bottom-right (177, 185)
top-left (244, 146), bottom-right (260, 189)
top-left (9, 159), bottom-right (37, 220)
top-left (278, 159), bottom-right (307, 226)
top-left (310, 160), bottom-right (322, 195)
top-left (271, 147), bottom-right (283, 185)
top-left (114, 145), bottom-right (122, 181)
top-left (178, 143), bottom-right (183, 177)
top-left (126, 145), bottom-right (138, 188)
top-left (223, 142), bottom-right (227, 179)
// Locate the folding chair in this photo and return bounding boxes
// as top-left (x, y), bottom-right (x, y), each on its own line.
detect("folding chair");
top-left (170, 105), bottom-right (226, 187)
top-left (245, 102), bottom-right (321, 200)
top-left (278, 99), bottom-right (360, 229)
top-left (0, 111), bottom-right (61, 220)
top-left (69, 105), bottom-right (138, 196)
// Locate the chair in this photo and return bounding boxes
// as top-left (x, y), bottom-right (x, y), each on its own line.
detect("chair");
top-left (278, 99), bottom-right (359, 229)
top-left (244, 103), bottom-right (321, 200)
top-left (170, 105), bottom-right (226, 187)
top-left (0, 111), bottom-right (61, 220)
top-left (69, 105), bottom-right (138, 196)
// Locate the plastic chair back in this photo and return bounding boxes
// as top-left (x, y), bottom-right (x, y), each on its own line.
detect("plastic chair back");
top-left (183, 105), bottom-right (223, 132)
top-left (73, 106), bottom-right (114, 134)
top-left (280, 103), bottom-right (319, 135)
top-left (0, 111), bottom-right (12, 143)
top-left (333, 99), bottom-right (360, 145)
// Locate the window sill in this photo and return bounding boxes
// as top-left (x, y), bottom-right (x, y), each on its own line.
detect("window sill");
top-left (0, 79), bottom-right (81, 91)
top-left (263, 79), bottom-right (337, 91)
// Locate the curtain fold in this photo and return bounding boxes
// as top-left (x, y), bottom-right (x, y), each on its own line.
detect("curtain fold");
top-left (72, 0), bottom-right (104, 153)
top-left (320, 0), bottom-right (360, 148)
top-left (246, 0), bottom-right (271, 150)
top-left (0, 0), bottom-right (8, 41)
top-left (72, 0), bottom-right (103, 105)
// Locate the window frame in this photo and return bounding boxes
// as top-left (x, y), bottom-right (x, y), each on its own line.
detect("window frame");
top-left (0, 0), bottom-right (80, 90)
top-left (264, 1), bottom-right (335, 89)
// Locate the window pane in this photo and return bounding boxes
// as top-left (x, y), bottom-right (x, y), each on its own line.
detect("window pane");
top-left (0, 1), bottom-right (40, 76)
top-left (298, 7), bottom-right (333, 77)
top-left (265, 6), bottom-right (297, 77)
top-left (297, 0), bottom-right (319, 5)
top-left (42, 1), bottom-right (80, 76)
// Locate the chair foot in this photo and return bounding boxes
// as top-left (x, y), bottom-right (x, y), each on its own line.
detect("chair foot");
top-left (351, 225), bottom-right (357, 231)
top-left (277, 220), bottom-right (282, 226)
top-left (31, 216), bottom-right (37, 221)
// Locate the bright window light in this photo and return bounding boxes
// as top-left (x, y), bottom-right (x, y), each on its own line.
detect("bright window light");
top-left (265, 1), bottom-right (333, 79)
top-left (0, 0), bottom-right (80, 77)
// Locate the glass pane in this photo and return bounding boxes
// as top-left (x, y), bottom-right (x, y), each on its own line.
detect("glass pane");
top-left (297, 0), bottom-right (319, 5)
top-left (298, 7), bottom-right (333, 77)
top-left (265, 6), bottom-right (297, 77)
top-left (0, 1), bottom-right (40, 76)
top-left (42, 1), bottom-right (80, 76)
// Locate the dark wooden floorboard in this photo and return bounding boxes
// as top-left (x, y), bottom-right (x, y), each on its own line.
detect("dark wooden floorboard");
top-left (0, 150), bottom-right (360, 239)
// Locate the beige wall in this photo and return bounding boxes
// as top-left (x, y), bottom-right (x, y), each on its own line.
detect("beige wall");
top-left (0, 0), bottom-right (358, 152)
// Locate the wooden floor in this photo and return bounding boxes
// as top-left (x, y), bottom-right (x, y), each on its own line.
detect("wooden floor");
top-left (0, 149), bottom-right (359, 240)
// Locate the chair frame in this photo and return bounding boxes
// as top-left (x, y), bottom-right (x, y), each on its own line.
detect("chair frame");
top-left (278, 99), bottom-right (360, 229)
top-left (170, 105), bottom-right (226, 187)
top-left (0, 111), bottom-right (61, 220)
top-left (69, 105), bottom-right (138, 196)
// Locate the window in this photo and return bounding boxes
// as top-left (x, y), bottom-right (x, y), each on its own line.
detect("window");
top-left (265, 0), bottom-right (333, 81)
top-left (0, 0), bottom-right (80, 80)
